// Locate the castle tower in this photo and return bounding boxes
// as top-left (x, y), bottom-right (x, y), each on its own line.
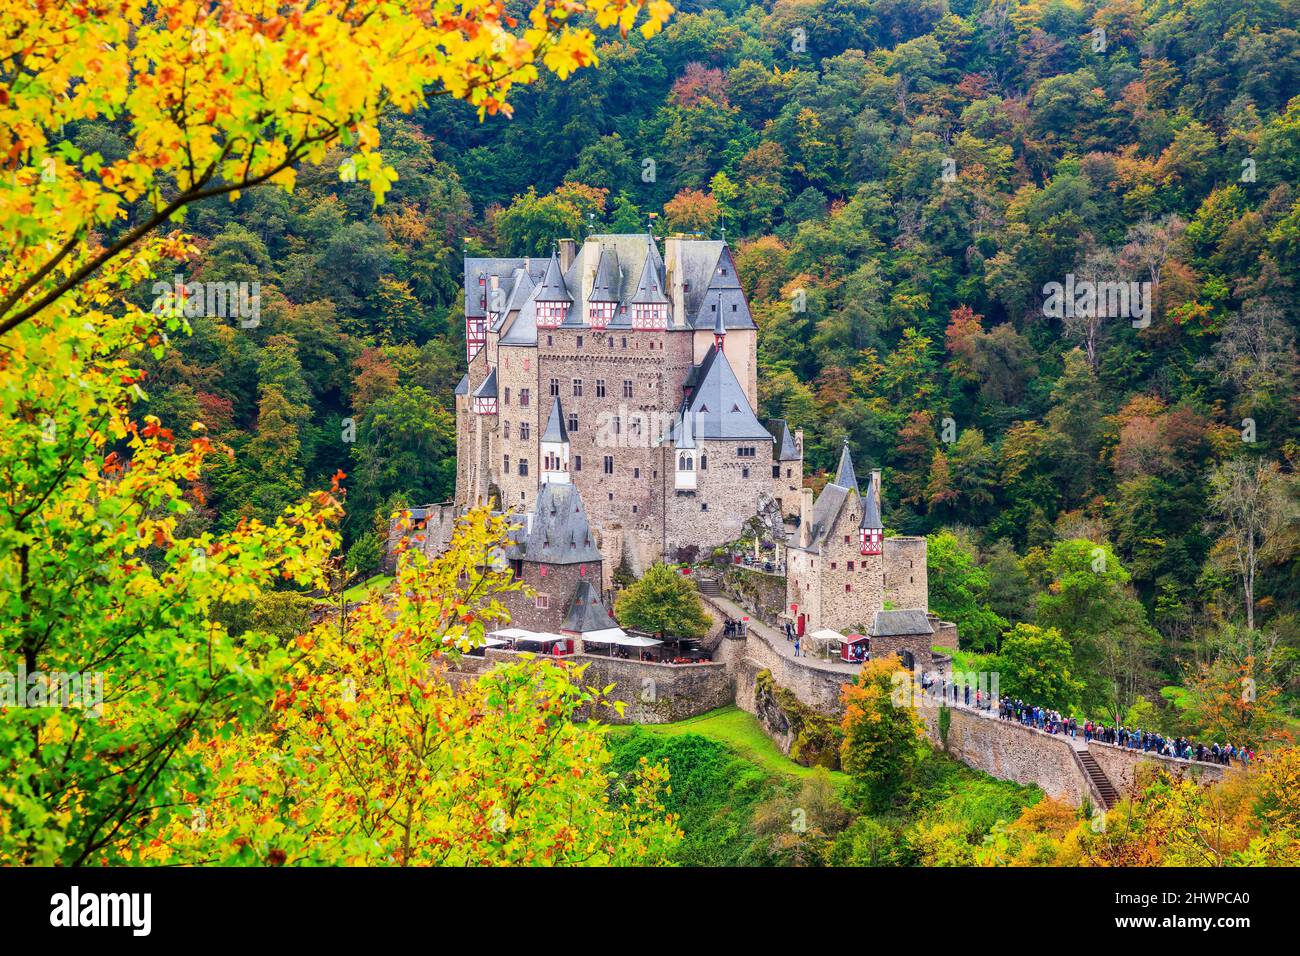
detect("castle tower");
top-left (541, 396), bottom-right (571, 485)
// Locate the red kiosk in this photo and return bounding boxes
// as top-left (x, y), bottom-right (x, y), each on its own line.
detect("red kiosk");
top-left (840, 633), bottom-right (870, 663)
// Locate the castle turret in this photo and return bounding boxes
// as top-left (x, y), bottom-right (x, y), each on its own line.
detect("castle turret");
top-left (540, 396), bottom-right (570, 485)
top-left (860, 468), bottom-right (883, 556)
top-left (535, 251), bottom-right (572, 329)
top-left (630, 233), bottom-right (668, 330)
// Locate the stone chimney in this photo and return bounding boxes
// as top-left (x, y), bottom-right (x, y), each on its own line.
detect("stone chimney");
top-left (794, 428), bottom-right (804, 459)
top-left (664, 236), bottom-right (687, 327)
top-left (870, 468), bottom-right (881, 502)
top-left (558, 238), bottom-right (577, 272)
top-left (799, 487), bottom-right (814, 548)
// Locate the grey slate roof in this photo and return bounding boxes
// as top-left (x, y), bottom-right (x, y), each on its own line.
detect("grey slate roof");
top-left (498, 289), bottom-right (538, 345)
top-left (767, 419), bottom-right (800, 461)
top-left (793, 442), bottom-right (875, 553)
top-left (630, 234), bottom-right (669, 305)
top-left (834, 440), bottom-right (859, 496)
top-left (561, 579), bottom-right (618, 634)
top-left (674, 344), bottom-right (773, 442)
top-left (541, 397), bottom-right (568, 444)
top-left (465, 235), bottom-right (756, 333)
top-left (869, 609), bottom-right (934, 638)
top-left (455, 374), bottom-right (469, 396)
top-left (861, 473), bottom-right (882, 530)
top-left (472, 367), bottom-right (497, 399)
top-left (465, 257), bottom-right (545, 319)
top-left (589, 247), bottom-right (619, 301)
top-left (505, 483), bottom-right (602, 565)
top-left (535, 251), bottom-right (572, 301)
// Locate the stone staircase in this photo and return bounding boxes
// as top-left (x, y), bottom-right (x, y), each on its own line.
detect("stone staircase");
top-left (1073, 744), bottom-right (1121, 809)
top-left (695, 574), bottom-right (721, 598)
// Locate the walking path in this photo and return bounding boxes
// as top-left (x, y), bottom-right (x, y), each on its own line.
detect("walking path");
top-left (702, 592), bottom-right (861, 676)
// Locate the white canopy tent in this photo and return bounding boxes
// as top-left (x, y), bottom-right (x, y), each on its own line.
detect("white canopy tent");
top-left (806, 628), bottom-right (847, 660)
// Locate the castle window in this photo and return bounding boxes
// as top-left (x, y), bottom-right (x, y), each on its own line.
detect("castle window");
top-left (845, 584), bottom-right (852, 593)
top-left (572, 378), bottom-right (583, 397)
top-left (519, 459), bottom-right (529, 476)
top-left (630, 417), bottom-right (641, 438)
top-left (634, 467), bottom-right (641, 479)
top-left (574, 455), bottom-right (582, 471)
top-left (504, 454), bottom-right (510, 472)
top-left (520, 422), bottom-right (530, 440)
top-left (622, 337), bottom-right (628, 349)
top-left (844, 535), bottom-right (850, 544)
top-left (632, 505), bottom-right (638, 514)
top-left (787, 468), bottom-right (792, 478)
top-left (831, 562), bottom-right (837, 569)
top-left (544, 452), bottom-right (560, 471)
top-left (595, 379), bottom-right (606, 398)
top-left (700, 454), bottom-right (708, 469)
top-left (577, 335), bottom-right (584, 348)
top-left (623, 380), bottom-right (633, 399)
top-left (613, 416), bottom-right (621, 435)
top-left (568, 413), bottom-right (578, 432)
top-left (504, 387), bottom-right (511, 404)
top-left (549, 378), bottom-right (559, 397)
top-left (742, 467), bottom-right (750, 479)
top-left (847, 561), bottom-right (854, 571)
top-left (737, 446), bottom-right (755, 458)
top-left (535, 594), bottom-right (550, 610)
top-left (678, 453), bottom-right (694, 471)
top-left (701, 503), bottom-right (708, 511)
top-left (537, 302), bottom-right (566, 327)
top-left (504, 422), bottom-right (510, 439)
top-left (603, 456), bottom-right (614, 475)
top-left (732, 304), bottom-right (737, 312)
top-left (510, 559), bottom-right (523, 580)
top-left (773, 465), bottom-right (781, 478)
top-left (520, 389), bottom-right (530, 408)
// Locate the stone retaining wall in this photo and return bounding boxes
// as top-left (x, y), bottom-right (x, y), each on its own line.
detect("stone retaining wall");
top-left (1088, 740), bottom-right (1234, 796)
top-left (482, 647), bottom-right (732, 724)
top-left (920, 706), bottom-right (1093, 805)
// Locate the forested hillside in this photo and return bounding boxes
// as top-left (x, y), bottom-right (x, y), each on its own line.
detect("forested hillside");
top-left (123, 0), bottom-right (1298, 720)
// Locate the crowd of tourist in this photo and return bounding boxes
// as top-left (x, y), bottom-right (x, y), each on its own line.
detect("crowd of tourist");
top-left (996, 696), bottom-right (1254, 767)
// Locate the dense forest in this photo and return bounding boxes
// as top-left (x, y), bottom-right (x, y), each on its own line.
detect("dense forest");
top-left (109, 0), bottom-right (1299, 724)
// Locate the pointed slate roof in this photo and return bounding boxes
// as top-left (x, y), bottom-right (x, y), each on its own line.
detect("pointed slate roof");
top-left (472, 367), bottom-right (497, 399)
top-left (589, 247), bottom-right (619, 301)
top-left (541, 397), bottom-right (568, 444)
top-left (861, 472), bottom-right (882, 530)
top-left (560, 579), bottom-right (618, 634)
top-left (834, 440), bottom-right (859, 496)
top-left (793, 442), bottom-right (879, 554)
top-left (630, 234), bottom-right (668, 305)
top-left (677, 345), bottom-right (772, 442)
top-left (455, 373), bottom-right (470, 396)
top-left (767, 420), bottom-right (800, 461)
top-left (535, 251), bottom-right (572, 302)
top-left (712, 291), bottom-right (726, 337)
top-left (506, 483), bottom-right (602, 565)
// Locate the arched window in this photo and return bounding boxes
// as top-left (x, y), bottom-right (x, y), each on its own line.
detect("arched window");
top-left (678, 453), bottom-right (694, 471)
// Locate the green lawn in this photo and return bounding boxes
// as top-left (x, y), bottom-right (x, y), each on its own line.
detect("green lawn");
top-left (342, 574), bottom-right (392, 602)
top-left (613, 705), bottom-right (849, 789)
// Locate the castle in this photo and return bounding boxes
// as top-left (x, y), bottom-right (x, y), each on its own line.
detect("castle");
top-left (395, 233), bottom-right (928, 640)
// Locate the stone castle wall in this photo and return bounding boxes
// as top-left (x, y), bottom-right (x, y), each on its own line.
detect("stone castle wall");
top-left (481, 648), bottom-right (732, 724)
top-left (919, 706), bottom-right (1094, 805)
top-left (884, 536), bottom-right (928, 611)
top-left (1087, 739), bottom-right (1233, 795)
top-left (665, 437), bottom-right (773, 559)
